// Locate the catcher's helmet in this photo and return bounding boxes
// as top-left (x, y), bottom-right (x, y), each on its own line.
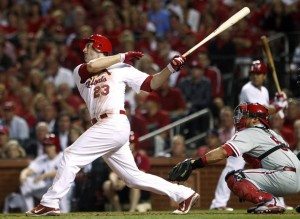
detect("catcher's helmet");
top-left (250, 60), bottom-right (268, 74)
top-left (233, 103), bottom-right (269, 131)
top-left (82, 34), bottom-right (112, 53)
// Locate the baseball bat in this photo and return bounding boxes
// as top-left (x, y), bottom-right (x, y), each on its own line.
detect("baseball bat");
top-left (261, 35), bottom-right (282, 92)
top-left (182, 7), bottom-right (250, 58)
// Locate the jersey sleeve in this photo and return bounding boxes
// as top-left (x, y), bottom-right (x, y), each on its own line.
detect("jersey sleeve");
top-left (225, 130), bottom-right (256, 156)
top-left (73, 64), bottom-right (83, 84)
top-left (119, 64), bottom-right (150, 93)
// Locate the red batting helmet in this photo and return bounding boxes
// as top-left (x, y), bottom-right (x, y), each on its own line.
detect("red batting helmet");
top-left (233, 103), bottom-right (269, 131)
top-left (250, 60), bottom-right (268, 74)
top-left (82, 34), bottom-right (112, 53)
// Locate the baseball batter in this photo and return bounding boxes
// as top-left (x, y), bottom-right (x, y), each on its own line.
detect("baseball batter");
top-left (169, 103), bottom-right (300, 214)
top-left (26, 34), bottom-right (199, 216)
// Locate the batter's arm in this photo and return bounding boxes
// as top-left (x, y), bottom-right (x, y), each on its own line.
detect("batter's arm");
top-left (150, 56), bottom-right (186, 90)
top-left (150, 68), bottom-right (173, 90)
top-left (86, 52), bottom-right (144, 73)
top-left (86, 54), bottom-right (121, 73)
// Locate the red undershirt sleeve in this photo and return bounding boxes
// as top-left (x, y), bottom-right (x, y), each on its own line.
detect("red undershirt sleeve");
top-left (78, 64), bottom-right (90, 83)
top-left (140, 75), bottom-right (153, 92)
top-left (222, 144), bottom-right (237, 157)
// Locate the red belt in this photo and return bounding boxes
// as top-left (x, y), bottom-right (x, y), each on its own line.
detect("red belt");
top-left (283, 167), bottom-right (296, 172)
top-left (91, 110), bottom-right (126, 125)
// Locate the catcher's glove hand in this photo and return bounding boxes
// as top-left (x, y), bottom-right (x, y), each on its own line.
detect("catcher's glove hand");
top-left (168, 158), bottom-right (194, 182)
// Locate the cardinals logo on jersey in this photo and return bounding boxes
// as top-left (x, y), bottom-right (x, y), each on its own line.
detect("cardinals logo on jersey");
top-left (85, 75), bottom-right (107, 88)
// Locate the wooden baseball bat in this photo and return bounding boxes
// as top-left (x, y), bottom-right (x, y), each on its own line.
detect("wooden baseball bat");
top-left (182, 7), bottom-right (250, 58)
top-left (261, 35), bottom-right (282, 92)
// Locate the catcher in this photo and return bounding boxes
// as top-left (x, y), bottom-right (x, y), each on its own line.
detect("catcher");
top-left (169, 103), bottom-right (300, 214)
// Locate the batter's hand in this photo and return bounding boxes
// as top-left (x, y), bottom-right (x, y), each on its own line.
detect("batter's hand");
top-left (167, 55), bottom-right (186, 73)
top-left (121, 51), bottom-right (144, 64)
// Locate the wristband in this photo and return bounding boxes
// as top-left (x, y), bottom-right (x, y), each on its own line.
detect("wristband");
top-left (191, 156), bottom-right (207, 169)
top-left (120, 53), bottom-right (125, 63)
top-left (167, 63), bottom-right (176, 73)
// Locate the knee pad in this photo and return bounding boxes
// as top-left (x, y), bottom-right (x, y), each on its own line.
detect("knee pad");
top-left (225, 170), bottom-right (273, 204)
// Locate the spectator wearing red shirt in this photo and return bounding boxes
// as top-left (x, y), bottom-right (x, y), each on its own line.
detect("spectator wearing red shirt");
top-left (156, 80), bottom-right (186, 121)
top-left (283, 99), bottom-right (300, 141)
top-left (57, 83), bottom-right (84, 116)
top-left (195, 129), bottom-right (220, 157)
top-left (141, 93), bottom-right (171, 156)
top-left (198, 51), bottom-right (224, 99)
top-left (26, 1), bottom-right (46, 34)
top-left (18, 86), bottom-right (37, 129)
top-left (124, 101), bottom-right (150, 153)
top-left (269, 113), bottom-right (296, 151)
top-left (142, 93), bottom-right (171, 131)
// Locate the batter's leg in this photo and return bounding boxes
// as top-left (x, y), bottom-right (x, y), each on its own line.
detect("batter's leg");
top-left (40, 123), bottom-right (128, 209)
top-left (103, 143), bottom-right (195, 204)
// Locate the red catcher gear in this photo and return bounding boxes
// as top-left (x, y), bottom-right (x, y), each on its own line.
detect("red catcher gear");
top-left (250, 60), bottom-right (268, 74)
top-left (234, 103), bottom-right (269, 131)
top-left (226, 170), bottom-right (273, 204)
top-left (82, 34), bottom-right (112, 53)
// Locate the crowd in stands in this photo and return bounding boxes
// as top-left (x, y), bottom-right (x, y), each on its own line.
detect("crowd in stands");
top-left (0, 0), bottom-right (300, 213)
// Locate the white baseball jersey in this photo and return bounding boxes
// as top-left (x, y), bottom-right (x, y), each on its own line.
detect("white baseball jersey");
top-left (226, 127), bottom-right (299, 170)
top-left (73, 63), bottom-right (149, 119)
top-left (226, 126), bottom-right (300, 196)
top-left (239, 82), bottom-right (269, 105)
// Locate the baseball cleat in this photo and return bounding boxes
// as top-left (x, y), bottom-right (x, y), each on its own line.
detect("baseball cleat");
top-left (26, 204), bottom-right (60, 216)
top-left (247, 204), bottom-right (285, 214)
top-left (172, 192), bottom-right (200, 214)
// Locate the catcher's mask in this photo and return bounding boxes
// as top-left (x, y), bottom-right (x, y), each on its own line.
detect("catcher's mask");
top-left (233, 103), bottom-right (269, 131)
top-left (81, 34), bottom-right (112, 54)
top-left (250, 60), bottom-right (268, 74)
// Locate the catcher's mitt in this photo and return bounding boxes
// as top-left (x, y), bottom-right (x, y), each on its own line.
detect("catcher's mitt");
top-left (168, 158), bottom-right (193, 182)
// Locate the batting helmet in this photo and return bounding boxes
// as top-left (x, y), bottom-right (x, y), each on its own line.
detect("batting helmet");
top-left (250, 60), bottom-right (268, 74)
top-left (233, 103), bottom-right (269, 131)
top-left (82, 34), bottom-right (112, 53)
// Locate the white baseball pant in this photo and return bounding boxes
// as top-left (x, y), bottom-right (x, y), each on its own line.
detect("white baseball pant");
top-left (40, 115), bottom-right (195, 209)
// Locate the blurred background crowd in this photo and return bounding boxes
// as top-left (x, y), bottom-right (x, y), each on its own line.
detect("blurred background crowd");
top-left (0, 0), bottom-right (300, 213)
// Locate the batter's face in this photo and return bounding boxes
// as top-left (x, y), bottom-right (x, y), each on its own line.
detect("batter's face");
top-left (250, 73), bottom-right (266, 88)
top-left (83, 43), bottom-right (105, 62)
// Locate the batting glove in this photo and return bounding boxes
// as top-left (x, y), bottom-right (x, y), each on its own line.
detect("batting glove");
top-left (120, 51), bottom-right (144, 64)
top-left (274, 91), bottom-right (288, 110)
top-left (167, 55), bottom-right (186, 73)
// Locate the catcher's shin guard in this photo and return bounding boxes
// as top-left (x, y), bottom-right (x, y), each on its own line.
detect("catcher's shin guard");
top-left (225, 170), bottom-right (273, 204)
